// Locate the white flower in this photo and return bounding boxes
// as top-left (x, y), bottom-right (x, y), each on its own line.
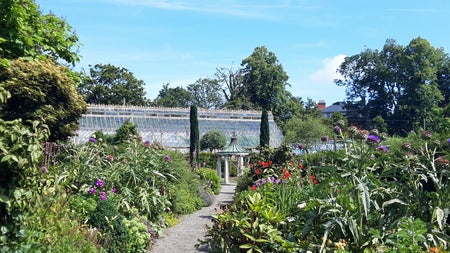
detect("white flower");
top-left (286, 217), bottom-right (296, 222)
top-left (297, 202), bottom-right (307, 209)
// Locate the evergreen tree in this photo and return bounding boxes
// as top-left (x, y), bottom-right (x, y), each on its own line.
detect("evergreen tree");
top-left (260, 109), bottom-right (270, 147)
top-left (189, 105), bottom-right (200, 167)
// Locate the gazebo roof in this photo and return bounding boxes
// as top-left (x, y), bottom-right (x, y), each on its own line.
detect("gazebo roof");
top-left (217, 136), bottom-right (250, 156)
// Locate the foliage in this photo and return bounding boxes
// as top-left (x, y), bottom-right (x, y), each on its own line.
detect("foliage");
top-left (122, 214), bottom-right (151, 253)
top-left (113, 119), bottom-right (139, 144)
top-left (0, 58), bottom-right (87, 141)
top-left (197, 168), bottom-right (221, 195)
top-left (187, 78), bottom-right (225, 109)
top-left (89, 198), bottom-right (128, 253)
top-left (0, 0), bottom-right (81, 65)
top-left (202, 121), bottom-right (450, 252)
top-left (260, 109), bottom-right (270, 147)
top-left (200, 130), bottom-right (227, 151)
top-left (336, 37), bottom-right (448, 135)
top-left (283, 116), bottom-right (331, 146)
top-left (151, 83), bottom-right (192, 107)
top-left (78, 64), bottom-right (150, 105)
top-left (190, 104), bottom-right (200, 167)
top-left (240, 46), bottom-right (289, 112)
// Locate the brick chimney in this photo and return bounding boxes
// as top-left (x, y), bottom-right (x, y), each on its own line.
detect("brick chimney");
top-left (317, 100), bottom-right (326, 110)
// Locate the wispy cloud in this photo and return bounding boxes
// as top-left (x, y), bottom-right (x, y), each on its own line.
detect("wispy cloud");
top-left (107, 0), bottom-right (317, 19)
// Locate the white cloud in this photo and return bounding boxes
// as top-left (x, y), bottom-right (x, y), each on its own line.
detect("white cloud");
top-left (310, 54), bottom-right (345, 84)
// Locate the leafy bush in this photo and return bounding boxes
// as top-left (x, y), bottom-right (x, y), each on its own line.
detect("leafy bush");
top-left (89, 198), bottom-right (128, 253)
top-left (197, 168), bottom-right (221, 194)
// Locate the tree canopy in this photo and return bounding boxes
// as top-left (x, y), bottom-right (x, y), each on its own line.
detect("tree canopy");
top-left (78, 64), bottom-right (150, 106)
top-left (240, 46), bottom-right (290, 112)
top-left (336, 37), bottom-right (449, 134)
top-left (187, 78), bottom-right (225, 109)
top-left (152, 83), bottom-right (192, 108)
top-left (200, 130), bottom-right (227, 151)
top-left (0, 0), bottom-right (81, 65)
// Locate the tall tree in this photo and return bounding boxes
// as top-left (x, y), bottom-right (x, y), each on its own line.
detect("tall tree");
top-left (336, 37), bottom-right (447, 134)
top-left (0, 58), bottom-right (87, 141)
top-left (0, 0), bottom-right (80, 65)
top-left (189, 105), bottom-right (199, 167)
top-left (214, 66), bottom-right (246, 108)
top-left (187, 78), bottom-right (224, 109)
top-left (152, 84), bottom-right (192, 108)
top-left (241, 46), bottom-right (290, 112)
top-left (260, 109), bottom-right (270, 147)
top-left (78, 64), bottom-right (149, 105)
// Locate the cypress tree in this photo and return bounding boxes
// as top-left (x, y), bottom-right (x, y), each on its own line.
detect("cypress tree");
top-left (260, 109), bottom-right (270, 147)
top-left (189, 105), bottom-right (200, 167)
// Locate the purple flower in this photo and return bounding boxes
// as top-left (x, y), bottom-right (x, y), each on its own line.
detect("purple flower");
top-left (321, 135), bottom-right (328, 142)
top-left (89, 137), bottom-right (97, 143)
top-left (165, 155), bottom-right (171, 162)
top-left (377, 146), bottom-right (390, 153)
top-left (95, 179), bottom-right (104, 188)
top-left (111, 187), bottom-right (117, 193)
top-left (40, 166), bottom-right (48, 173)
top-left (298, 144), bottom-right (304, 150)
top-left (333, 126), bottom-right (342, 135)
top-left (89, 188), bottom-right (96, 195)
top-left (99, 191), bottom-right (107, 201)
top-left (367, 135), bottom-right (381, 143)
top-left (144, 140), bottom-right (151, 146)
top-left (447, 138), bottom-right (450, 144)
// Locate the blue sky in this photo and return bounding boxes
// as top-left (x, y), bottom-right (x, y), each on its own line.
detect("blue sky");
top-left (37, 0), bottom-right (450, 105)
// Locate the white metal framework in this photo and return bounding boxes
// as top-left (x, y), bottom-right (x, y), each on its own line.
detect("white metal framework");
top-left (75, 104), bottom-right (284, 148)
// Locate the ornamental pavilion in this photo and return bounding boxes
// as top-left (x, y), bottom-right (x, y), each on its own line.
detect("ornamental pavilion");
top-left (216, 134), bottom-right (250, 184)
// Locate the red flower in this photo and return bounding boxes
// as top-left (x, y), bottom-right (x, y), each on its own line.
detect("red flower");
top-left (310, 174), bottom-right (316, 180)
top-left (298, 164), bottom-right (304, 169)
top-left (282, 168), bottom-right (291, 179)
top-left (313, 179), bottom-right (319, 185)
top-left (290, 161), bottom-right (295, 166)
top-left (255, 168), bottom-right (261, 175)
top-left (251, 185), bottom-right (257, 191)
top-left (249, 163), bottom-right (253, 168)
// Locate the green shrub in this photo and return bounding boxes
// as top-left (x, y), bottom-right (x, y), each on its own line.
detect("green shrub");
top-left (170, 187), bottom-right (203, 214)
top-left (89, 198), bottom-right (128, 253)
top-left (197, 168), bottom-right (221, 194)
top-left (123, 216), bottom-right (151, 253)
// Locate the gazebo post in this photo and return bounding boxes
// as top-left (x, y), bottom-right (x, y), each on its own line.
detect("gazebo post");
top-left (238, 156), bottom-right (244, 176)
top-left (216, 156), bottom-right (222, 181)
top-left (224, 156), bottom-right (230, 184)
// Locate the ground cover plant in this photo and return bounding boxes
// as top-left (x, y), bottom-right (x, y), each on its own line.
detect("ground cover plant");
top-left (200, 123), bottom-right (450, 252)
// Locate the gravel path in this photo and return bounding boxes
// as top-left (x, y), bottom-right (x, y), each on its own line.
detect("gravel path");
top-left (149, 184), bottom-right (236, 253)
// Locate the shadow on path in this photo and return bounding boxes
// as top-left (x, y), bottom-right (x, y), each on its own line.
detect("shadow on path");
top-left (149, 184), bottom-right (236, 253)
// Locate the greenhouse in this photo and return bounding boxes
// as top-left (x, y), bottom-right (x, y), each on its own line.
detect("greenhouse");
top-left (75, 104), bottom-right (284, 149)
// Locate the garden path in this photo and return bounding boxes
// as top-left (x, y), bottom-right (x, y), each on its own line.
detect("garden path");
top-left (149, 184), bottom-right (236, 253)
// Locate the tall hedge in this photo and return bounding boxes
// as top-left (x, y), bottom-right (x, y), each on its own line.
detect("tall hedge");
top-left (189, 105), bottom-right (199, 167)
top-left (260, 109), bottom-right (270, 147)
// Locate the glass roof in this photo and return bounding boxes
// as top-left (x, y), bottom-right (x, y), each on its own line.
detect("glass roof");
top-left (75, 105), bottom-right (284, 148)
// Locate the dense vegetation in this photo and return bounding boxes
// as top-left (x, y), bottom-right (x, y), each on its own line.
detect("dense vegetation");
top-left (199, 124), bottom-right (450, 252)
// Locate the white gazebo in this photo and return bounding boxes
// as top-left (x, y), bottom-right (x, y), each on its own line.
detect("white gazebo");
top-left (216, 135), bottom-right (250, 184)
